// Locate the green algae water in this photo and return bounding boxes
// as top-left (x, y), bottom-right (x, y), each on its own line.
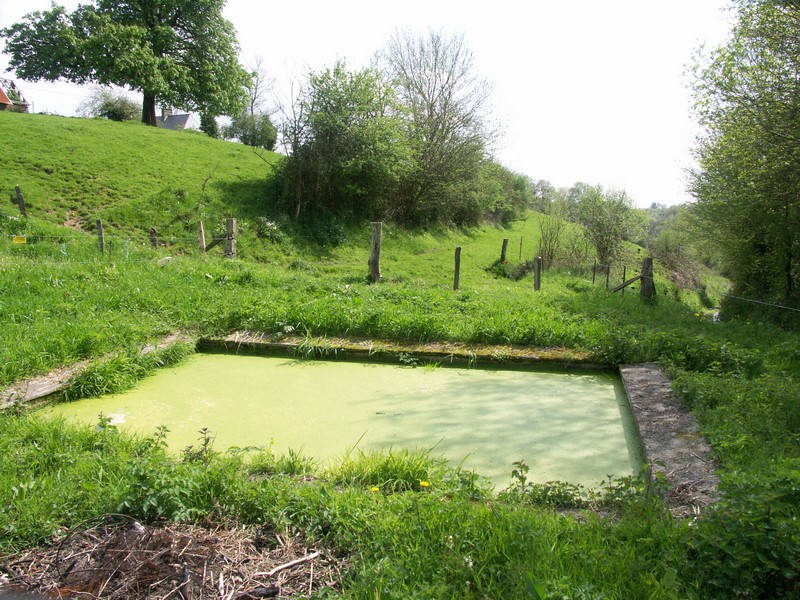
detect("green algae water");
top-left (44, 354), bottom-right (642, 487)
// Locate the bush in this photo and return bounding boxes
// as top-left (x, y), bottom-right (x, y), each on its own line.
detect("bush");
top-left (77, 87), bottom-right (140, 122)
top-left (672, 371), bottom-right (800, 467)
top-left (685, 461), bottom-right (800, 598)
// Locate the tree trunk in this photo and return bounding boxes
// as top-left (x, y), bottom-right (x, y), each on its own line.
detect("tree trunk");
top-left (142, 92), bottom-right (157, 126)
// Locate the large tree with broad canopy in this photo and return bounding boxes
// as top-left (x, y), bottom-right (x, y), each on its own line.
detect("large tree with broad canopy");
top-left (2, 0), bottom-right (250, 125)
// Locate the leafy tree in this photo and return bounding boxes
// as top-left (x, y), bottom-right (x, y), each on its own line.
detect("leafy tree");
top-left (2, 0), bottom-right (250, 126)
top-left (477, 165), bottom-right (534, 225)
top-left (530, 179), bottom-right (560, 213)
top-left (380, 30), bottom-right (498, 225)
top-left (200, 112), bottom-right (220, 138)
top-left (279, 61), bottom-right (411, 221)
top-left (690, 0), bottom-right (800, 306)
top-left (224, 112), bottom-right (277, 150)
top-left (77, 86), bottom-right (139, 121)
top-left (576, 184), bottom-right (645, 267)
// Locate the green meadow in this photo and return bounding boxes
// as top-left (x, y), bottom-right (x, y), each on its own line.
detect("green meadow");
top-left (0, 111), bottom-right (798, 598)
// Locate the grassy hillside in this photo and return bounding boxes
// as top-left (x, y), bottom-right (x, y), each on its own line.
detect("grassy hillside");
top-left (1, 111), bottom-right (280, 236)
top-left (0, 112), bottom-right (798, 598)
top-left (0, 111), bottom-right (726, 305)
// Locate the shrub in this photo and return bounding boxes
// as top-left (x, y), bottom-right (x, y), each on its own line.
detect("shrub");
top-left (685, 461), bottom-right (800, 598)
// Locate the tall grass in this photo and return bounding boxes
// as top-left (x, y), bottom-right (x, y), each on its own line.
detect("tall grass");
top-left (0, 412), bottom-right (701, 598)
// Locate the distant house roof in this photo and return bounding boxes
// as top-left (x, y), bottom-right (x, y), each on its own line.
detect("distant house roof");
top-left (0, 78), bottom-right (29, 112)
top-left (156, 108), bottom-right (198, 130)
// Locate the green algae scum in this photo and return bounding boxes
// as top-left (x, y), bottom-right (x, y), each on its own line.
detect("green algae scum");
top-left (44, 354), bottom-right (643, 488)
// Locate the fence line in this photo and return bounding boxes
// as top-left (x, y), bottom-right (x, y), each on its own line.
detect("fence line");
top-left (723, 294), bottom-right (800, 313)
top-left (2, 219), bottom-right (659, 298)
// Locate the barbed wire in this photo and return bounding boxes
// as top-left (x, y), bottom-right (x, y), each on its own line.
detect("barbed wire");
top-left (723, 294), bottom-right (800, 313)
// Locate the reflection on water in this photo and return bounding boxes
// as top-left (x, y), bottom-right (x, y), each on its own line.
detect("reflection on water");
top-left (44, 354), bottom-right (642, 487)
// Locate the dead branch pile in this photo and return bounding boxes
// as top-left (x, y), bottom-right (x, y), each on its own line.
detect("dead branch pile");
top-left (0, 516), bottom-right (345, 599)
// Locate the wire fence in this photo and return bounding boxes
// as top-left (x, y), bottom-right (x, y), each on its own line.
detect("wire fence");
top-left (0, 224), bottom-right (645, 288)
top-left (10, 218), bottom-right (797, 316)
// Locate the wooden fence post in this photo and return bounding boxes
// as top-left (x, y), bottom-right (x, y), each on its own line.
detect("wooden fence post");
top-left (606, 265), bottom-right (610, 289)
top-left (224, 218), bottom-right (237, 258)
top-left (640, 257), bottom-right (656, 300)
top-left (96, 219), bottom-right (105, 254)
top-left (519, 237), bottom-right (523, 260)
top-left (592, 260), bottom-right (597, 284)
top-left (622, 266), bottom-right (627, 296)
top-left (534, 256), bottom-right (542, 291)
top-left (14, 186), bottom-right (28, 218)
top-left (500, 238), bottom-right (509, 263)
top-left (454, 247), bottom-right (461, 291)
top-left (368, 221), bottom-right (382, 282)
top-left (149, 227), bottom-right (158, 249)
top-left (198, 221), bottom-right (206, 254)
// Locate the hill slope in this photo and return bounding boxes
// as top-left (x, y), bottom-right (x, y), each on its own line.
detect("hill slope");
top-left (1, 111), bottom-right (281, 237)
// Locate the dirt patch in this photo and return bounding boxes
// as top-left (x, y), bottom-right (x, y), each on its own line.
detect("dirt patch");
top-left (620, 363), bottom-right (719, 518)
top-left (0, 517), bottom-right (345, 599)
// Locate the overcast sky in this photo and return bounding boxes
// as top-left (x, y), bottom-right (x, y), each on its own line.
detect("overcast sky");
top-left (0, 1), bottom-right (735, 207)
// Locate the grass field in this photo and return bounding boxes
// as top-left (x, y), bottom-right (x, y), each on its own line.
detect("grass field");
top-left (0, 112), bottom-right (798, 598)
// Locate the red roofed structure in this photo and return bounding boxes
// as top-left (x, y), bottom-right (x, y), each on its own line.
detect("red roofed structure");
top-left (0, 78), bottom-right (30, 112)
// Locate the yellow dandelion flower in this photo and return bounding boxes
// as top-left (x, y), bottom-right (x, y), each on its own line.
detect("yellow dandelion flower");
top-left (370, 486), bottom-right (380, 493)
top-left (420, 480), bottom-right (430, 488)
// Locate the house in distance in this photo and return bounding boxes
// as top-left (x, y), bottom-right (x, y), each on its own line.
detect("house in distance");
top-left (0, 78), bottom-right (29, 112)
top-left (156, 108), bottom-right (199, 130)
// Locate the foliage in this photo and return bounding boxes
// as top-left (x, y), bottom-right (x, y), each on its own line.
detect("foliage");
top-left (690, 0), bottom-right (800, 311)
top-left (380, 30), bottom-right (497, 226)
top-left (686, 462), bottom-right (800, 598)
top-left (62, 342), bottom-right (194, 401)
top-left (538, 199), bottom-right (568, 268)
top-left (499, 460), bottom-right (656, 512)
top-left (277, 61), bottom-right (411, 222)
top-left (0, 412), bottom-right (689, 597)
top-left (328, 448), bottom-right (449, 494)
top-left (672, 370), bottom-right (800, 468)
top-left (77, 86), bottom-right (140, 122)
top-left (199, 112), bottom-right (220, 138)
top-left (273, 31), bottom-right (516, 228)
top-left (475, 163), bottom-right (533, 225)
top-left (575, 184), bottom-right (646, 267)
top-left (223, 111), bottom-right (277, 150)
top-left (1, 0), bottom-right (250, 125)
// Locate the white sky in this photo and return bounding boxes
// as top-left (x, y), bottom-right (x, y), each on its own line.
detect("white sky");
top-left (0, 1), bottom-right (735, 207)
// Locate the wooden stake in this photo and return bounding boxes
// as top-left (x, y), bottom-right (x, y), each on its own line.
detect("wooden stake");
top-left (96, 219), bottom-right (105, 254)
top-left (368, 221), bottom-right (382, 282)
top-left (14, 185), bottom-right (28, 218)
top-left (149, 227), bottom-right (158, 249)
top-left (534, 256), bottom-right (542, 291)
top-left (500, 238), bottom-right (509, 263)
top-left (198, 221), bottom-right (206, 254)
top-left (640, 257), bottom-right (656, 300)
top-left (224, 218), bottom-right (237, 258)
top-left (622, 266), bottom-right (627, 296)
top-left (454, 246), bottom-right (461, 291)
